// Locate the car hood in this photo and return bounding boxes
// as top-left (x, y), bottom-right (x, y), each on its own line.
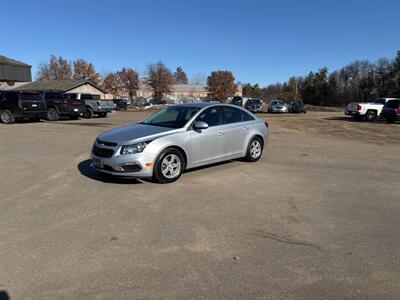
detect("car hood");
top-left (98, 123), bottom-right (180, 144)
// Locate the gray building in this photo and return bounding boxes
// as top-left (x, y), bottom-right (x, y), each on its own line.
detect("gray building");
top-left (0, 55), bottom-right (32, 90)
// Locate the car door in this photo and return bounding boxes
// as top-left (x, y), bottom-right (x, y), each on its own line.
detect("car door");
top-left (220, 106), bottom-right (247, 156)
top-left (189, 106), bottom-right (226, 166)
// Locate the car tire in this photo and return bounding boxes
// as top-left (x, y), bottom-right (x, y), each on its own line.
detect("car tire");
top-left (153, 148), bottom-right (185, 183)
top-left (244, 136), bottom-right (263, 162)
top-left (0, 110), bottom-right (15, 124)
top-left (47, 108), bottom-right (59, 121)
top-left (365, 110), bottom-right (377, 121)
top-left (83, 107), bottom-right (94, 119)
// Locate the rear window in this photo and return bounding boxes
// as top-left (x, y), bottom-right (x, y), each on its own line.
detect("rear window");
top-left (20, 92), bottom-right (42, 100)
top-left (81, 94), bottom-right (100, 100)
top-left (242, 110), bottom-right (255, 121)
top-left (45, 92), bottom-right (63, 100)
top-left (222, 106), bottom-right (243, 124)
top-left (385, 100), bottom-right (400, 109)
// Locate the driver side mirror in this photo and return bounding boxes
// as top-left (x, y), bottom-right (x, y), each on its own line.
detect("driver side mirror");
top-left (194, 121), bottom-right (209, 130)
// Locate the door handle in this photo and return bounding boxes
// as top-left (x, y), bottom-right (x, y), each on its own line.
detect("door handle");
top-left (217, 131), bottom-right (225, 136)
top-left (242, 127), bottom-right (249, 131)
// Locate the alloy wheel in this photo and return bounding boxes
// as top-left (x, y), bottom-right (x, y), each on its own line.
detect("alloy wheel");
top-left (250, 140), bottom-right (262, 159)
top-left (161, 154), bottom-right (181, 179)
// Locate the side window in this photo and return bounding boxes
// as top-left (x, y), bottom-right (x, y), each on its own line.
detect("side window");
top-left (242, 110), bottom-right (255, 121)
top-left (196, 107), bottom-right (221, 127)
top-left (222, 106), bottom-right (243, 124)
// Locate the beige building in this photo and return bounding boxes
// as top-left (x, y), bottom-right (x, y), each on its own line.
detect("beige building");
top-left (137, 84), bottom-right (243, 99)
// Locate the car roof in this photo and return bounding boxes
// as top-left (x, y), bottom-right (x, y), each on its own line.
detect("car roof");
top-left (174, 102), bottom-right (246, 109)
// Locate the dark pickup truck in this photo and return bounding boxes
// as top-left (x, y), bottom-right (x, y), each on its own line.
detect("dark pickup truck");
top-left (0, 91), bottom-right (46, 124)
top-left (43, 92), bottom-right (82, 121)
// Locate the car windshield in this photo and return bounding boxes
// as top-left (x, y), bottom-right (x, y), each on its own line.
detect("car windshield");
top-left (272, 101), bottom-right (283, 105)
top-left (248, 100), bottom-right (261, 105)
top-left (141, 106), bottom-right (201, 128)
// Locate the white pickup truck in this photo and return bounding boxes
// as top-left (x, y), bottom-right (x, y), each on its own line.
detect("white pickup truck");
top-left (345, 98), bottom-right (400, 121)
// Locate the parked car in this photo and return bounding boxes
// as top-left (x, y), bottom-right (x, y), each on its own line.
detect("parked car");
top-left (345, 98), bottom-right (400, 121)
top-left (381, 99), bottom-right (400, 123)
top-left (288, 101), bottom-right (307, 113)
top-left (268, 100), bottom-right (288, 113)
top-left (231, 96), bottom-right (243, 106)
top-left (245, 99), bottom-right (263, 113)
top-left (91, 103), bottom-right (268, 183)
top-left (113, 99), bottom-right (128, 111)
top-left (43, 92), bottom-right (82, 121)
top-left (0, 91), bottom-right (46, 124)
top-left (68, 93), bottom-right (114, 118)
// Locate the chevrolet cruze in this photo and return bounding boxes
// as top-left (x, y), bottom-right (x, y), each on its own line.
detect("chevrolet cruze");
top-left (91, 103), bottom-right (268, 183)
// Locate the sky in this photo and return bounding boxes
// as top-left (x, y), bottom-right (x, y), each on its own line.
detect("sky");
top-left (1, 0), bottom-right (399, 86)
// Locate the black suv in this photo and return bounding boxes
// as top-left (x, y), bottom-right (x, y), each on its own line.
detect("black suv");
top-left (0, 91), bottom-right (46, 124)
top-left (43, 92), bottom-right (83, 121)
top-left (231, 96), bottom-right (243, 106)
top-left (381, 99), bottom-right (400, 123)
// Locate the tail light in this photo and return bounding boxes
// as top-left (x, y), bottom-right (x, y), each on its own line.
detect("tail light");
top-left (264, 121), bottom-right (269, 128)
top-left (395, 107), bottom-right (400, 114)
top-left (357, 104), bottom-right (362, 111)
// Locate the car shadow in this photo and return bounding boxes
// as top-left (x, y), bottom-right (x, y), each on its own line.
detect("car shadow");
top-left (77, 159), bottom-right (142, 184)
top-left (184, 159), bottom-right (238, 174)
top-left (323, 116), bottom-right (388, 123)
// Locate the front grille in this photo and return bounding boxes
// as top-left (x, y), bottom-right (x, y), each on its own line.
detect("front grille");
top-left (92, 145), bottom-right (114, 158)
top-left (97, 139), bottom-right (117, 147)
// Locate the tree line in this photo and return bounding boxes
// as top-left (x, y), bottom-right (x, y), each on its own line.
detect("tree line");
top-left (36, 55), bottom-right (238, 103)
top-left (243, 51), bottom-right (400, 106)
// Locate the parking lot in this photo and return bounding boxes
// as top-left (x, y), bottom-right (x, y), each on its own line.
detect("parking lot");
top-left (0, 111), bottom-right (399, 299)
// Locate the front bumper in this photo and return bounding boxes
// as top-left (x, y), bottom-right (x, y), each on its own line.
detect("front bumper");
top-left (270, 108), bottom-right (287, 113)
top-left (91, 145), bottom-right (156, 178)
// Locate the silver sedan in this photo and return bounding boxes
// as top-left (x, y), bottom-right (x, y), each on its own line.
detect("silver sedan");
top-left (91, 103), bottom-right (269, 183)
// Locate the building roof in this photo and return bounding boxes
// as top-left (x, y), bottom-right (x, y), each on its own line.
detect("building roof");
top-left (0, 55), bottom-right (31, 67)
top-left (0, 55), bottom-right (32, 82)
top-left (15, 79), bottom-right (106, 93)
top-left (172, 84), bottom-right (208, 93)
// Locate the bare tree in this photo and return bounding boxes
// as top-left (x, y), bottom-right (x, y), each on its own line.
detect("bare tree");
top-left (73, 59), bottom-right (101, 85)
top-left (117, 68), bottom-right (140, 99)
top-left (206, 71), bottom-right (238, 102)
top-left (144, 61), bottom-right (174, 104)
top-left (102, 72), bottom-right (122, 99)
top-left (36, 55), bottom-right (72, 81)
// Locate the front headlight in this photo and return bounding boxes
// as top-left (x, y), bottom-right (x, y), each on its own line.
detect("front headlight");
top-left (120, 142), bottom-right (148, 155)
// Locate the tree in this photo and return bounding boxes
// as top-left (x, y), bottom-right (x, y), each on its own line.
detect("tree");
top-left (117, 68), bottom-right (140, 99)
top-left (73, 59), bottom-right (101, 85)
top-left (36, 55), bottom-right (72, 81)
top-left (206, 71), bottom-right (238, 102)
top-left (144, 61), bottom-right (175, 104)
top-left (174, 67), bottom-right (188, 84)
top-left (102, 72), bottom-right (121, 99)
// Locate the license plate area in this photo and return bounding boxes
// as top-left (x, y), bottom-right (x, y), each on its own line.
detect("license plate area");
top-left (93, 158), bottom-right (103, 169)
